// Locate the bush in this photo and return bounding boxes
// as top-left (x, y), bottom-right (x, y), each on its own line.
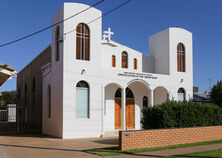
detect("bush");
top-left (141, 101), bottom-right (222, 129)
top-left (0, 91), bottom-right (17, 107)
top-left (211, 80), bottom-right (222, 107)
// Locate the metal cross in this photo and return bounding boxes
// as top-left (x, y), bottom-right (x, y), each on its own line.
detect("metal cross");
top-left (103, 28), bottom-right (114, 41)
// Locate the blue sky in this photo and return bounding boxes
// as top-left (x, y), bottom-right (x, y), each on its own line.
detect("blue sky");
top-left (0, 0), bottom-right (221, 93)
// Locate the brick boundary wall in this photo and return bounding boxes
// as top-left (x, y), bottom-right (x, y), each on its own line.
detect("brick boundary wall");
top-left (119, 126), bottom-right (222, 150)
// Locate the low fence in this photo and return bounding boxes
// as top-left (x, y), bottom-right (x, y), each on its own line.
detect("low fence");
top-left (0, 105), bottom-right (17, 133)
top-left (0, 105), bottom-right (41, 134)
top-left (119, 126), bottom-right (222, 150)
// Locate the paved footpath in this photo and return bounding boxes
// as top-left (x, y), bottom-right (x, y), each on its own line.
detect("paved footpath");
top-left (109, 143), bottom-right (222, 158)
top-left (1, 135), bottom-right (222, 158)
top-left (0, 134), bottom-right (118, 158)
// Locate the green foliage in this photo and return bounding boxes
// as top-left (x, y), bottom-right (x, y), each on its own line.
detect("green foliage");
top-left (141, 101), bottom-right (222, 129)
top-left (211, 80), bottom-right (222, 107)
top-left (0, 90), bottom-right (17, 106)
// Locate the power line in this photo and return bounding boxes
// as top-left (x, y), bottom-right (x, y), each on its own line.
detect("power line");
top-left (0, 0), bottom-right (105, 48)
top-left (65, 0), bottom-right (131, 36)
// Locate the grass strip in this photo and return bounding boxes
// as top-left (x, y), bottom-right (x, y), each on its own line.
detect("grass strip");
top-left (167, 148), bottom-right (222, 157)
top-left (84, 139), bottom-right (222, 157)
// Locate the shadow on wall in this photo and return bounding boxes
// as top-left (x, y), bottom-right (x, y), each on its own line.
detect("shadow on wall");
top-left (142, 54), bottom-right (154, 73)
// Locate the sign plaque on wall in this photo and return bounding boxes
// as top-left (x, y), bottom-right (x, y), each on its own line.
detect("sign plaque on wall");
top-left (118, 72), bottom-right (158, 79)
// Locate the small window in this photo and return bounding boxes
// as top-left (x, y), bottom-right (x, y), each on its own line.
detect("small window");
top-left (143, 96), bottom-right (148, 108)
top-left (112, 55), bottom-right (116, 67)
top-left (25, 82), bottom-right (28, 123)
top-left (48, 85), bottom-right (51, 118)
top-left (76, 23), bottom-right (90, 60)
top-left (76, 81), bottom-right (89, 118)
top-left (55, 26), bottom-right (60, 62)
top-left (178, 88), bottom-right (185, 102)
top-left (32, 78), bottom-right (36, 105)
top-left (122, 51), bottom-right (128, 68)
top-left (177, 43), bottom-right (185, 72)
top-left (133, 58), bottom-right (137, 70)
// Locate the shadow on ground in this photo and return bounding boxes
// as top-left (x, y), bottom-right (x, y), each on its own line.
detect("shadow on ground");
top-left (91, 138), bottom-right (118, 145)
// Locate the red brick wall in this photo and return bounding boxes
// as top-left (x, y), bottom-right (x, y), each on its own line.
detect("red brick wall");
top-left (119, 126), bottom-right (222, 150)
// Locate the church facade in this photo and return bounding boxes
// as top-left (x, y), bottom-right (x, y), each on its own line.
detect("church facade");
top-left (17, 3), bottom-right (193, 139)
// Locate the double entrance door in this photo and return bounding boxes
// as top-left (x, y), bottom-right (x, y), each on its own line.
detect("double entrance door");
top-left (115, 98), bottom-right (135, 129)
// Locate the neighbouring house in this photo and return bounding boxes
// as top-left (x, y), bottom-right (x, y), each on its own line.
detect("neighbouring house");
top-left (17, 3), bottom-right (193, 138)
top-left (193, 87), bottom-right (211, 103)
top-left (0, 63), bottom-right (16, 86)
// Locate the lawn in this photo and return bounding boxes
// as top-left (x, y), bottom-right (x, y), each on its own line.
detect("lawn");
top-left (167, 148), bottom-right (222, 157)
top-left (84, 139), bottom-right (222, 157)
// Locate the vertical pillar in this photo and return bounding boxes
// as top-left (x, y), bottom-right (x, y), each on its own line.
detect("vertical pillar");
top-left (101, 86), bottom-right (105, 135)
top-left (121, 87), bottom-right (126, 130)
top-left (150, 89), bottom-right (154, 107)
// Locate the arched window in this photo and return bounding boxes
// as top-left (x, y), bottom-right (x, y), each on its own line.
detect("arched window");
top-left (122, 51), bottom-right (128, 68)
top-left (55, 26), bottom-right (60, 62)
top-left (76, 23), bottom-right (90, 60)
top-left (126, 88), bottom-right (134, 98)
top-left (18, 86), bottom-right (21, 99)
top-left (76, 81), bottom-right (89, 118)
top-left (112, 55), bottom-right (116, 67)
top-left (177, 43), bottom-right (185, 72)
top-left (133, 58), bottom-right (137, 70)
top-left (32, 78), bottom-right (35, 105)
top-left (178, 88), bottom-right (185, 102)
top-left (115, 88), bottom-right (134, 98)
top-left (25, 82), bottom-right (28, 123)
top-left (115, 88), bottom-right (121, 98)
top-left (48, 85), bottom-right (51, 118)
top-left (25, 82), bottom-right (27, 105)
top-left (143, 96), bottom-right (148, 108)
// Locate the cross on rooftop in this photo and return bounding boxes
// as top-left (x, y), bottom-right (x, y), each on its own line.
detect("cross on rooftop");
top-left (103, 28), bottom-right (114, 41)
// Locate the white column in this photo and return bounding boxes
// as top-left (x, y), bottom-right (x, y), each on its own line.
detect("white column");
top-left (150, 89), bottom-right (154, 106)
top-left (121, 87), bottom-right (126, 130)
top-left (101, 86), bottom-right (105, 135)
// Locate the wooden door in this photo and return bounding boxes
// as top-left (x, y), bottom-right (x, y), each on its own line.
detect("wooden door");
top-left (126, 99), bottom-right (135, 129)
top-left (115, 98), bottom-right (122, 129)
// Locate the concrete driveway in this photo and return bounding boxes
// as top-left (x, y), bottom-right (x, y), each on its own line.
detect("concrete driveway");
top-left (0, 134), bottom-right (118, 158)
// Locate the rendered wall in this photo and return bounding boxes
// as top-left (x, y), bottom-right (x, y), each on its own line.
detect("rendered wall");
top-left (42, 5), bottom-right (64, 138)
top-left (62, 3), bottom-right (103, 138)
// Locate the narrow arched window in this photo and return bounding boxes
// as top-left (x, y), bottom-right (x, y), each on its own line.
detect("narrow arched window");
top-left (177, 43), bottom-right (185, 72)
top-left (112, 55), bottom-right (116, 67)
top-left (32, 78), bottom-right (35, 105)
top-left (178, 88), bottom-right (185, 102)
top-left (143, 96), bottom-right (148, 108)
top-left (76, 23), bottom-right (90, 60)
top-left (48, 85), bottom-right (51, 118)
top-left (55, 26), bottom-right (60, 62)
top-left (25, 82), bottom-right (27, 106)
top-left (122, 51), bottom-right (128, 68)
top-left (133, 58), bottom-right (137, 70)
top-left (76, 81), bottom-right (89, 118)
top-left (25, 82), bottom-right (28, 123)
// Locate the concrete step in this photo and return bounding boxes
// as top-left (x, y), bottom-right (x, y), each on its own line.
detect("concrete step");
top-left (102, 131), bottom-right (119, 137)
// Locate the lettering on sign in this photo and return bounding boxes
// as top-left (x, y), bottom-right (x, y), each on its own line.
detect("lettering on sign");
top-left (118, 72), bottom-right (158, 79)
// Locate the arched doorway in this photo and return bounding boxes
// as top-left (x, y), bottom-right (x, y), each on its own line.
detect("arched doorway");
top-left (114, 88), bottom-right (135, 129)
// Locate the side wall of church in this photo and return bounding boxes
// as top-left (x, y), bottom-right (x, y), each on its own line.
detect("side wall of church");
top-left (17, 46), bottom-right (51, 133)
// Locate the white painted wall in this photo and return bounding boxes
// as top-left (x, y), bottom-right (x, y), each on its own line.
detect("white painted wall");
top-left (62, 3), bottom-right (102, 138)
top-left (42, 2), bottom-right (193, 138)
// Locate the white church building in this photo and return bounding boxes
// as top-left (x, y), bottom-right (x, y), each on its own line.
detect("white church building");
top-left (18, 3), bottom-right (193, 139)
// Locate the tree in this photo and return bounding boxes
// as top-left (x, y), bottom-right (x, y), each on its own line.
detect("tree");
top-left (0, 91), bottom-right (17, 107)
top-left (211, 80), bottom-right (222, 107)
